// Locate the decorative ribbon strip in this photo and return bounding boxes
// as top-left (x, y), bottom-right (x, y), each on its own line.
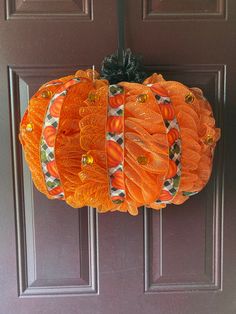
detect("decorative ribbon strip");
top-left (40, 78), bottom-right (81, 199)
top-left (149, 83), bottom-right (182, 204)
top-left (39, 79), bottom-right (63, 90)
top-left (106, 85), bottom-right (126, 204)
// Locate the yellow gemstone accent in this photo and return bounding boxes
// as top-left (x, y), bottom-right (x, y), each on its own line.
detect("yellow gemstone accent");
top-left (137, 94), bottom-right (148, 103)
top-left (81, 154), bottom-right (94, 165)
top-left (88, 92), bottom-right (98, 102)
top-left (112, 199), bottom-right (124, 204)
top-left (185, 93), bottom-right (194, 104)
top-left (137, 156), bottom-right (148, 165)
top-left (204, 135), bottom-right (214, 145)
top-left (41, 90), bottom-right (52, 98)
top-left (26, 123), bottom-right (33, 132)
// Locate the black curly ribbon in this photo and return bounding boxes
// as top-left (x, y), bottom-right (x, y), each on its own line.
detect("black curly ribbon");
top-left (101, 1), bottom-right (148, 84)
top-left (101, 49), bottom-right (148, 84)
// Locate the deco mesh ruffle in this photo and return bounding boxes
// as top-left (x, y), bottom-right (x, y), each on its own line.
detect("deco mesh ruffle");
top-left (19, 69), bottom-right (220, 216)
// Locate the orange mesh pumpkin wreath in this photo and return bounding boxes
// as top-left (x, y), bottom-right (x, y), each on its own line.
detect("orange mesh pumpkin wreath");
top-left (19, 69), bottom-right (220, 215)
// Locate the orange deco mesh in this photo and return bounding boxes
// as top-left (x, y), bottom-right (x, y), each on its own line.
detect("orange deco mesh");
top-left (19, 69), bottom-right (220, 215)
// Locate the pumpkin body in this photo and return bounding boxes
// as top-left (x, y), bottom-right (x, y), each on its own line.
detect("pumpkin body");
top-left (19, 69), bottom-right (220, 215)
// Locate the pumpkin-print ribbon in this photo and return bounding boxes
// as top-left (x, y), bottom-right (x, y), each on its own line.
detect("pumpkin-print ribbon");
top-left (40, 78), bottom-right (81, 199)
top-left (106, 85), bottom-right (126, 204)
top-left (149, 83), bottom-right (182, 204)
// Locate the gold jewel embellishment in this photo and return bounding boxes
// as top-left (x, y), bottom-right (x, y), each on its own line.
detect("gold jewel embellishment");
top-left (41, 90), bottom-right (52, 98)
top-left (185, 93), bottom-right (194, 104)
top-left (204, 134), bottom-right (214, 145)
top-left (26, 123), bottom-right (33, 132)
top-left (137, 156), bottom-right (148, 165)
top-left (81, 154), bottom-right (94, 165)
top-left (137, 94), bottom-right (148, 103)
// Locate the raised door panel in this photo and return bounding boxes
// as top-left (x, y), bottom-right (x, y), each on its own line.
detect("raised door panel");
top-left (143, 0), bottom-right (227, 20)
top-left (9, 66), bottom-right (98, 296)
top-left (6, 0), bottom-right (92, 19)
top-left (144, 64), bottom-right (225, 292)
top-left (128, 0), bottom-right (229, 67)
